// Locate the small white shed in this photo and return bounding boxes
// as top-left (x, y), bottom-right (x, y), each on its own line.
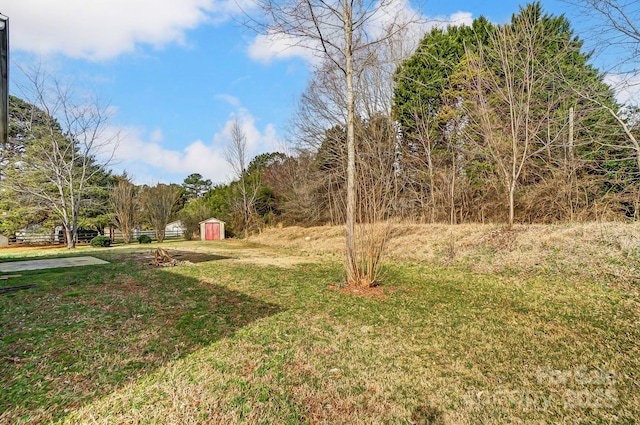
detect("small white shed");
top-left (165, 220), bottom-right (186, 237)
top-left (199, 218), bottom-right (225, 241)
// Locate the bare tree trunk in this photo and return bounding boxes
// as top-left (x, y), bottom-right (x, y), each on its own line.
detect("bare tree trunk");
top-left (450, 156), bottom-right (457, 225)
top-left (251, 0), bottom-right (414, 287)
top-left (241, 170), bottom-right (250, 239)
top-left (508, 183), bottom-right (515, 228)
top-left (426, 141), bottom-right (436, 224)
top-left (343, 0), bottom-right (359, 285)
top-left (226, 119), bottom-right (260, 239)
top-left (65, 227), bottom-right (74, 249)
top-left (567, 106), bottom-right (576, 221)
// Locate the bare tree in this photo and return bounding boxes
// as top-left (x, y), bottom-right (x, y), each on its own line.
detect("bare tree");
top-left (400, 103), bottom-right (444, 224)
top-left (559, 1), bottom-right (640, 218)
top-left (225, 119), bottom-right (260, 239)
top-left (468, 26), bottom-right (536, 228)
top-left (110, 177), bottom-right (139, 244)
top-left (262, 152), bottom-right (326, 224)
top-left (562, 0), bottom-right (640, 63)
top-left (251, 0), bottom-right (415, 286)
top-left (354, 114), bottom-right (399, 283)
top-left (464, 8), bottom-right (580, 227)
top-left (4, 66), bottom-right (118, 248)
top-left (561, 0), bottom-right (640, 113)
top-left (141, 183), bottom-right (178, 243)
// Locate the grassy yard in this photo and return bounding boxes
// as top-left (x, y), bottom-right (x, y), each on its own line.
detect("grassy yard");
top-left (0, 237), bottom-right (638, 424)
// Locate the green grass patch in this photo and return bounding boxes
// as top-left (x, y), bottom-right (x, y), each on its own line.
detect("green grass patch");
top-left (0, 242), bottom-right (638, 424)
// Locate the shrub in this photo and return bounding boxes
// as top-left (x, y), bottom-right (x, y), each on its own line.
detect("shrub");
top-left (137, 234), bottom-right (152, 244)
top-left (90, 235), bottom-right (112, 247)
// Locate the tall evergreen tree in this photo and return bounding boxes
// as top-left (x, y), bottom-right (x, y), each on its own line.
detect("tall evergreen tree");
top-left (392, 17), bottom-right (494, 222)
top-left (392, 2), bottom-right (621, 223)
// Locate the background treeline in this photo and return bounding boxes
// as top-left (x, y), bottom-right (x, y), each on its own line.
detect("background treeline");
top-left (277, 2), bottom-right (640, 227)
top-left (2, 3), bottom-right (639, 241)
top-left (244, 3), bottom-right (640, 228)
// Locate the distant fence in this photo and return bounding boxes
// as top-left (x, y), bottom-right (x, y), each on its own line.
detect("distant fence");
top-left (8, 229), bottom-right (184, 245)
top-left (109, 229), bottom-right (184, 243)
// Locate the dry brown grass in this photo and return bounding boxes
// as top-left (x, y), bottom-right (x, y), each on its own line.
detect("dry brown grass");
top-left (251, 221), bottom-right (640, 288)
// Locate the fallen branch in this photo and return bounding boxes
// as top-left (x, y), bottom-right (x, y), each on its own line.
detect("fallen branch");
top-left (0, 284), bottom-right (37, 294)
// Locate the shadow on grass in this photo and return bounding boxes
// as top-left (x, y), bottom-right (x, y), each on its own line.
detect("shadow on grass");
top-left (0, 248), bottom-right (232, 275)
top-left (153, 250), bottom-right (233, 264)
top-left (0, 246), bottom-right (145, 267)
top-left (0, 243), bottom-right (227, 263)
top-left (0, 262), bottom-right (282, 423)
top-left (93, 247), bottom-right (234, 264)
top-left (0, 251), bottom-right (104, 263)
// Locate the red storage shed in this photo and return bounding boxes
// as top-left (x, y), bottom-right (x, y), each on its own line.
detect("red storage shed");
top-left (199, 218), bottom-right (225, 241)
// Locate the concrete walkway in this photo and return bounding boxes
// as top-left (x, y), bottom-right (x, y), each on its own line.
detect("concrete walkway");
top-left (0, 256), bottom-right (109, 272)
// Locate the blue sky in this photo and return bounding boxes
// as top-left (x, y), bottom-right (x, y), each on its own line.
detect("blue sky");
top-left (0, 0), bottom-right (620, 185)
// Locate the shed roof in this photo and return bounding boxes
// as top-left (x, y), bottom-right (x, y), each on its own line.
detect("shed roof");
top-left (199, 217), bottom-right (226, 224)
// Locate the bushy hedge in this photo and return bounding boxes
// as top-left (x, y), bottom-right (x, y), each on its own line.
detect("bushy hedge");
top-left (137, 234), bottom-right (152, 244)
top-left (90, 235), bottom-right (112, 247)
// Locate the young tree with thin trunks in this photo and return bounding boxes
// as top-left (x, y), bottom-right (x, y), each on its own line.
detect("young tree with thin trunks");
top-left (225, 119), bottom-right (260, 239)
top-left (250, 0), bottom-right (415, 286)
top-left (459, 3), bottom-right (615, 226)
top-left (467, 17), bottom-right (545, 228)
top-left (393, 18), bottom-right (493, 223)
top-left (110, 177), bottom-right (139, 244)
top-left (141, 183), bottom-right (179, 243)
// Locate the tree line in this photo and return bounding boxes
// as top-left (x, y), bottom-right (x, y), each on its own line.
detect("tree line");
top-left (1, 3), bottom-right (639, 269)
top-left (205, 3), bottom-right (639, 233)
top-left (272, 2), bottom-right (638, 229)
top-left (0, 86), bottom-right (283, 245)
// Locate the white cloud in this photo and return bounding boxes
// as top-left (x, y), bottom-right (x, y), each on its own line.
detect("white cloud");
top-left (248, 32), bottom-right (320, 65)
top-left (431, 11), bottom-right (474, 28)
top-left (110, 126), bottom-right (229, 184)
top-left (215, 94), bottom-right (241, 107)
top-left (207, 0), bottom-right (258, 24)
top-left (149, 129), bottom-right (164, 143)
top-left (604, 72), bottom-right (640, 108)
top-left (2, 0), bottom-right (217, 60)
top-left (213, 107), bottom-right (279, 154)
top-left (107, 107), bottom-right (279, 185)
